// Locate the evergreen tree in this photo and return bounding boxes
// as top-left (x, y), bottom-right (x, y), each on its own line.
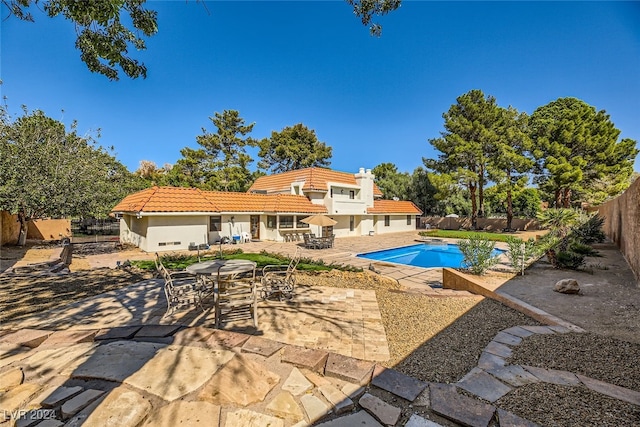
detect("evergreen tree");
top-left (258, 123), bottom-right (332, 173)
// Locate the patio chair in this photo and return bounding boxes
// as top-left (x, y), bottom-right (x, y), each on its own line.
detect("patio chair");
top-left (155, 253), bottom-right (207, 318)
top-left (260, 248), bottom-right (301, 301)
top-left (215, 261), bottom-right (258, 328)
top-left (303, 233), bottom-right (320, 249)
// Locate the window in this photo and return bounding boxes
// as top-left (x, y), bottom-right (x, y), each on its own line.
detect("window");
top-left (279, 215), bottom-right (294, 229)
top-left (350, 215), bottom-right (355, 231)
top-left (349, 190), bottom-right (355, 200)
top-left (210, 216), bottom-right (221, 232)
top-left (407, 215), bottom-right (412, 225)
top-left (266, 216), bottom-right (276, 229)
top-left (384, 215), bottom-right (390, 226)
top-left (296, 216), bottom-right (309, 228)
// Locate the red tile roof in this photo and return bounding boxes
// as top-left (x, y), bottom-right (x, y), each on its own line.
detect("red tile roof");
top-left (112, 187), bottom-right (326, 214)
top-left (367, 200), bottom-right (422, 214)
top-left (248, 167), bottom-right (383, 196)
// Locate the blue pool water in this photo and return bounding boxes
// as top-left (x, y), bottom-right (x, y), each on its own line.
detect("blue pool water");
top-left (357, 243), bottom-right (504, 269)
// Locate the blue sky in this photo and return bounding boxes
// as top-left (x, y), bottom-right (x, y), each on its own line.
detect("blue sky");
top-left (2, 1), bottom-right (639, 175)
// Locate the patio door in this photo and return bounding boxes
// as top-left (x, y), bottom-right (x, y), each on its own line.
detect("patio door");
top-left (250, 215), bottom-right (260, 240)
top-left (321, 226), bottom-right (333, 238)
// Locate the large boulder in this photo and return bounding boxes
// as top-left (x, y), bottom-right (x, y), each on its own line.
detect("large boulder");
top-left (554, 279), bottom-right (580, 294)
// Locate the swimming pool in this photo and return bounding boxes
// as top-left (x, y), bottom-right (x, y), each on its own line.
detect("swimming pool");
top-left (357, 242), bottom-right (505, 269)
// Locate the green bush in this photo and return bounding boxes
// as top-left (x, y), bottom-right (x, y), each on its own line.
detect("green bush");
top-left (505, 237), bottom-right (537, 274)
top-left (458, 235), bottom-right (500, 275)
top-left (556, 251), bottom-right (586, 270)
top-left (572, 214), bottom-right (606, 244)
top-left (569, 242), bottom-right (600, 257)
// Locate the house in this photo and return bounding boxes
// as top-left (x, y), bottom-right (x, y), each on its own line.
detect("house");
top-left (111, 167), bottom-right (422, 252)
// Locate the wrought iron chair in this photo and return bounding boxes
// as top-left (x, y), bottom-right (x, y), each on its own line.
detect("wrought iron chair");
top-left (155, 253), bottom-right (207, 318)
top-left (215, 261), bottom-right (258, 328)
top-left (260, 248), bottom-right (301, 300)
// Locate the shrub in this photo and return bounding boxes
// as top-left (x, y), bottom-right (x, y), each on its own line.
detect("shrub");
top-left (569, 242), bottom-right (600, 257)
top-left (505, 237), bottom-right (537, 274)
top-left (572, 214), bottom-right (606, 244)
top-left (458, 235), bottom-right (500, 275)
top-left (556, 251), bottom-right (586, 270)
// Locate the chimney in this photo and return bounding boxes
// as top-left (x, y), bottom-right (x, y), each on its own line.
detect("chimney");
top-left (355, 167), bottom-right (375, 208)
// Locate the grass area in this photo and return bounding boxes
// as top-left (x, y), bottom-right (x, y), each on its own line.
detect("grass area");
top-left (419, 229), bottom-right (519, 243)
top-left (130, 250), bottom-right (360, 273)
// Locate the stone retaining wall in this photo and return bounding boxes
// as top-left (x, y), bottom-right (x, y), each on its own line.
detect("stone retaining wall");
top-left (597, 177), bottom-right (640, 281)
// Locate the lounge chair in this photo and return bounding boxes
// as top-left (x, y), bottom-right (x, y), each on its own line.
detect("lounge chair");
top-left (260, 248), bottom-right (301, 300)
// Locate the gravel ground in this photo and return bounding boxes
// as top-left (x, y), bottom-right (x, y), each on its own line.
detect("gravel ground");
top-left (497, 383), bottom-right (640, 427)
top-left (510, 332), bottom-right (640, 391)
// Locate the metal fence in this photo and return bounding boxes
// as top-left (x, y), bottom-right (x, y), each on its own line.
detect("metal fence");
top-left (71, 218), bottom-right (120, 236)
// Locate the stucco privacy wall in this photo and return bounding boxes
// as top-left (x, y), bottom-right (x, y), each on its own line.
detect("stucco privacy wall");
top-left (597, 177), bottom-right (640, 281)
top-left (1, 212), bottom-right (70, 245)
top-left (419, 216), bottom-right (540, 231)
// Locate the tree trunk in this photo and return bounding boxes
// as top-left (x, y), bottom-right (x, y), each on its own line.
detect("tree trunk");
top-left (563, 188), bottom-right (572, 208)
top-left (469, 182), bottom-right (478, 229)
top-left (506, 185), bottom-right (513, 231)
top-left (478, 167), bottom-right (485, 219)
top-left (555, 189), bottom-right (562, 208)
top-left (17, 212), bottom-right (28, 246)
top-left (546, 248), bottom-right (559, 268)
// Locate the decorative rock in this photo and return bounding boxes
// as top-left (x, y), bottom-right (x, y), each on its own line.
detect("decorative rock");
top-left (206, 330), bottom-right (250, 349)
top-left (282, 345), bottom-right (329, 373)
top-left (484, 341), bottom-right (513, 358)
top-left (316, 410), bottom-right (383, 427)
top-left (61, 389), bottom-right (105, 419)
top-left (80, 387), bottom-right (150, 427)
top-left (485, 365), bottom-right (540, 387)
top-left (456, 370), bottom-right (512, 402)
top-left (318, 384), bottom-right (354, 414)
top-left (266, 392), bottom-right (305, 422)
top-left (141, 401), bottom-right (220, 427)
top-left (0, 329), bottom-right (51, 348)
top-left (30, 420), bottom-right (63, 427)
top-left (72, 341), bottom-right (166, 382)
top-left (124, 344), bottom-right (234, 401)
top-left (21, 343), bottom-right (96, 379)
top-left (577, 374), bottom-right (640, 405)
top-left (342, 382), bottom-right (366, 400)
top-left (14, 408), bottom-right (56, 427)
top-left (325, 353), bottom-right (375, 386)
top-left (170, 326), bottom-right (215, 346)
top-left (0, 383), bottom-right (42, 414)
top-left (301, 369), bottom-right (331, 387)
top-left (133, 325), bottom-right (182, 338)
top-left (405, 414), bottom-right (444, 427)
top-left (282, 367), bottom-right (313, 396)
top-left (94, 326), bottom-right (142, 341)
top-left (224, 409), bottom-right (284, 427)
top-left (241, 336), bottom-right (285, 357)
top-left (430, 383), bottom-right (495, 427)
top-left (371, 365), bottom-right (428, 402)
top-left (501, 326), bottom-right (535, 339)
top-left (300, 394), bottom-right (330, 423)
top-left (40, 386), bottom-right (84, 408)
top-left (497, 409), bottom-right (542, 427)
top-left (519, 325), bottom-right (556, 335)
top-left (38, 330), bottom-right (97, 349)
top-left (199, 354), bottom-right (280, 406)
top-left (413, 386), bottom-right (431, 407)
top-left (476, 352), bottom-right (506, 370)
top-left (492, 332), bottom-right (522, 346)
top-left (359, 393), bottom-right (401, 426)
top-left (521, 365), bottom-right (581, 386)
top-left (1, 367), bottom-right (24, 392)
top-left (554, 279), bottom-right (580, 294)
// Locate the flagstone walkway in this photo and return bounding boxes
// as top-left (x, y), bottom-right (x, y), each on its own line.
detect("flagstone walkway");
top-left (1, 320), bottom-right (638, 426)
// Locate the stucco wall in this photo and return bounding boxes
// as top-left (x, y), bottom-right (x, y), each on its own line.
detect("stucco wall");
top-left (597, 177), bottom-right (640, 281)
top-left (1, 212), bottom-right (70, 245)
top-left (147, 215), bottom-right (208, 252)
top-left (374, 215), bottom-right (415, 235)
top-left (419, 216), bottom-right (540, 231)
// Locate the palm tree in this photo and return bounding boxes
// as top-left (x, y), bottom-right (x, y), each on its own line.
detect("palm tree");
top-left (537, 208), bottom-right (580, 267)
